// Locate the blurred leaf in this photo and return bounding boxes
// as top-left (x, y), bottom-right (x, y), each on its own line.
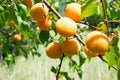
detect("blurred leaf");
top-left (81, 1), bottom-right (98, 20)
top-left (99, 2), bottom-right (104, 20)
top-left (106, 47), bottom-right (118, 67)
top-left (117, 69), bottom-right (120, 80)
top-left (39, 30), bottom-right (49, 43)
top-left (60, 72), bottom-right (74, 80)
top-left (58, 0), bottom-right (66, 16)
top-left (111, 36), bottom-right (119, 46)
top-left (19, 46), bottom-right (28, 59)
top-left (97, 22), bottom-right (107, 31)
top-left (76, 67), bottom-right (82, 79)
top-left (51, 66), bottom-right (57, 73)
top-left (69, 60), bottom-right (77, 71)
top-left (79, 52), bottom-right (86, 66)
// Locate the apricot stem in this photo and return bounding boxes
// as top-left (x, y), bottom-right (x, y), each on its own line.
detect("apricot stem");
top-left (56, 54), bottom-right (64, 80)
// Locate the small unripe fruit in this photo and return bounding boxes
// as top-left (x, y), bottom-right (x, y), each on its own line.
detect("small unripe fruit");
top-left (14, 34), bottom-right (22, 42)
top-left (56, 17), bottom-right (77, 37)
top-left (30, 3), bottom-right (49, 21)
top-left (85, 31), bottom-right (110, 53)
top-left (65, 3), bottom-right (81, 22)
top-left (46, 42), bottom-right (63, 59)
top-left (61, 38), bottom-right (80, 56)
top-left (8, 20), bottom-right (15, 27)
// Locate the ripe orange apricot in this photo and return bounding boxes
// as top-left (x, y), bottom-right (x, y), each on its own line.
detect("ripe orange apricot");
top-left (46, 42), bottom-right (63, 59)
top-left (61, 38), bottom-right (80, 56)
top-left (65, 3), bottom-right (81, 22)
top-left (30, 3), bottom-right (49, 21)
top-left (85, 31), bottom-right (110, 53)
top-left (36, 16), bottom-right (52, 30)
top-left (8, 20), bottom-right (15, 27)
top-left (84, 46), bottom-right (98, 57)
top-left (56, 17), bottom-right (77, 37)
top-left (14, 34), bottom-right (22, 42)
top-left (23, 0), bottom-right (34, 9)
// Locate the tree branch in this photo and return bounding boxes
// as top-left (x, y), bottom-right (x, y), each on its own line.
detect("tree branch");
top-left (43, 0), bottom-right (62, 19)
top-left (56, 54), bottom-right (64, 80)
top-left (100, 0), bottom-right (109, 32)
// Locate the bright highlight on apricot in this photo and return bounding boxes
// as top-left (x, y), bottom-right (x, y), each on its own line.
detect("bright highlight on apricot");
top-left (65, 3), bottom-right (81, 22)
top-left (46, 42), bottom-right (63, 59)
top-left (85, 31), bottom-right (110, 54)
top-left (56, 17), bottom-right (77, 37)
top-left (61, 38), bottom-right (80, 56)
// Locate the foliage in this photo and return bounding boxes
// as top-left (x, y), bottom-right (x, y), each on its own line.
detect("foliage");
top-left (0, 0), bottom-right (120, 80)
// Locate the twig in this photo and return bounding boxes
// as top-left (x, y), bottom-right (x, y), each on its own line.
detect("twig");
top-left (98, 55), bottom-right (117, 70)
top-left (74, 33), bottom-right (85, 46)
top-left (43, 0), bottom-right (62, 19)
top-left (56, 54), bottom-right (64, 80)
top-left (100, 0), bottom-right (109, 32)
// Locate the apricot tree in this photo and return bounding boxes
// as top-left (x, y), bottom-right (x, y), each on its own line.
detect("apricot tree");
top-left (0, 0), bottom-right (120, 80)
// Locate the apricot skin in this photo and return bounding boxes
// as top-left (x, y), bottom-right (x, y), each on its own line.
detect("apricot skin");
top-left (85, 31), bottom-right (110, 53)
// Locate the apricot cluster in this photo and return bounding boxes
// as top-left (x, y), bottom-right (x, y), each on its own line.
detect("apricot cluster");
top-left (46, 3), bottom-right (81, 59)
top-left (30, 3), bottom-right (52, 30)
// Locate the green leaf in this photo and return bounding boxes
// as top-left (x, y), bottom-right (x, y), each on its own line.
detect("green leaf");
top-left (51, 66), bottom-right (57, 73)
top-left (81, 1), bottom-right (98, 20)
top-left (19, 46), bottom-right (28, 59)
top-left (76, 67), bottom-right (82, 79)
top-left (106, 47), bottom-right (118, 67)
top-left (98, 2), bottom-right (104, 20)
top-left (79, 52), bottom-right (86, 66)
top-left (69, 60), bottom-right (77, 71)
top-left (60, 72), bottom-right (74, 80)
top-left (117, 69), bottom-right (120, 80)
top-left (111, 36), bottom-right (119, 46)
top-left (97, 22), bottom-right (107, 31)
top-left (58, 0), bottom-right (66, 16)
top-left (39, 30), bottom-right (49, 43)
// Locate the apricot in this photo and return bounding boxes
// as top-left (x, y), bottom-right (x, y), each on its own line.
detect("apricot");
top-left (8, 20), bottom-right (15, 27)
top-left (85, 31), bottom-right (110, 53)
top-left (56, 17), bottom-right (77, 37)
top-left (65, 3), bottom-right (81, 22)
top-left (30, 3), bottom-right (49, 21)
top-left (14, 34), bottom-right (22, 42)
top-left (61, 38), bottom-right (80, 56)
top-left (84, 46), bottom-right (98, 57)
top-left (23, 0), bottom-right (34, 9)
top-left (36, 16), bottom-right (52, 30)
top-left (46, 42), bottom-right (63, 59)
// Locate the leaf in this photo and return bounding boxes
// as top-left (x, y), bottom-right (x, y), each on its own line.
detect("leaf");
top-left (81, 1), bottom-right (98, 20)
top-left (79, 52), bottom-right (86, 66)
top-left (51, 66), bottom-right (57, 73)
top-left (76, 67), bottom-right (82, 79)
top-left (58, 0), bottom-right (66, 16)
top-left (69, 60), bottom-right (77, 71)
top-left (98, 2), bottom-right (104, 20)
top-left (111, 36), bottom-right (119, 46)
top-left (19, 46), bottom-right (28, 59)
top-left (117, 69), bottom-right (120, 80)
top-left (60, 72), bottom-right (74, 80)
top-left (97, 22), bottom-right (107, 31)
top-left (39, 30), bottom-right (49, 43)
top-left (106, 47), bottom-right (118, 67)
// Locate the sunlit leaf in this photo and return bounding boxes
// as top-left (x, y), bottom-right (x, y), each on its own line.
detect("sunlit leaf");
top-left (81, 1), bottom-right (98, 20)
